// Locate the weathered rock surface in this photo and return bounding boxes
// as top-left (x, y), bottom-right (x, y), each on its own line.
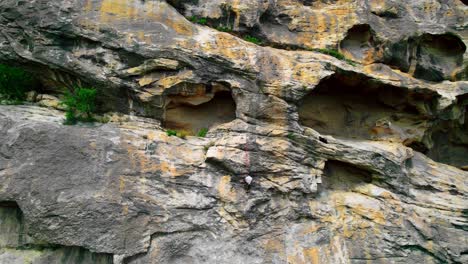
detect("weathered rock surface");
top-left (0, 0), bottom-right (467, 263)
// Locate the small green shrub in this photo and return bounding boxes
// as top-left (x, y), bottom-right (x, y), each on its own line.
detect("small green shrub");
top-left (166, 129), bottom-right (190, 139)
top-left (216, 25), bottom-right (233, 32)
top-left (62, 87), bottom-right (97, 125)
top-left (311, 49), bottom-right (357, 66)
top-left (166, 130), bottom-right (177, 137)
top-left (197, 128), bottom-right (208, 137)
top-left (312, 48), bottom-right (345, 60)
top-left (189, 16), bottom-right (208, 25)
top-left (287, 132), bottom-right (296, 140)
top-left (244, 35), bottom-right (262, 45)
top-left (176, 130), bottom-right (189, 139)
top-left (0, 64), bottom-right (34, 103)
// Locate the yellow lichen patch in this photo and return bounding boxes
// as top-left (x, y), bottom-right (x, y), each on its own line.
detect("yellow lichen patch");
top-left (122, 204), bottom-right (129, 215)
top-left (89, 141), bottom-right (97, 150)
top-left (100, 0), bottom-right (138, 23)
top-left (218, 176), bottom-right (238, 203)
top-left (146, 131), bottom-right (158, 141)
top-left (303, 247), bottom-right (320, 264)
top-left (84, 0), bottom-right (94, 12)
top-left (213, 34), bottom-right (250, 61)
top-left (155, 71), bottom-right (195, 90)
top-left (292, 63), bottom-right (324, 86)
top-left (161, 16), bottom-right (194, 36)
top-left (300, 223), bottom-right (322, 235)
top-left (263, 238), bottom-right (285, 254)
top-left (119, 176), bottom-right (125, 192)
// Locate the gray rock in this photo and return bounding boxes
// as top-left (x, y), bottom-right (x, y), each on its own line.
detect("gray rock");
top-left (0, 0), bottom-right (467, 263)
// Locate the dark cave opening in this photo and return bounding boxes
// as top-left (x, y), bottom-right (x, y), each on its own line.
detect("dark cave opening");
top-left (426, 101), bottom-right (468, 169)
top-left (0, 201), bottom-right (114, 263)
top-left (339, 24), bottom-right (377, 63)
top-left (322, 160), bottom-right (373, 191)
top-left (385, 33), bottom-right (466, 82)
top-left (163, 86), bottom-right (237, 134)
top-left (298, 73), bottom-right (436, 144)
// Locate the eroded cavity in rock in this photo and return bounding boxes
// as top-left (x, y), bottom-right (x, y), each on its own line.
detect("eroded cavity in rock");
top-left (0, 202), bottom-right (112, 264)
top-left (163, 84), bottom-right (236, 134)
top-left (298, 72), bottom-right (436, 145)
top-left (340, 24), bottom-right (379, 64)
top-left (385, 33), bottom-right (467, 82)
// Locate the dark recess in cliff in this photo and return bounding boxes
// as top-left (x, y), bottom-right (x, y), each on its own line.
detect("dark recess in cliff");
top-left (298, 72), bottom-right (436, 144)
top-left (385, 33), bottom-right (466, 82)
top-left (322, 160), bottom-right (373, 191)
top-left (340, 24), bottom-right (379, 63)
top-left (163, 88), bottom-right (236, 134)
top-left (426, 98), bottom-right (468, 169)
top-left (0, 201), bottom-right (113, 264)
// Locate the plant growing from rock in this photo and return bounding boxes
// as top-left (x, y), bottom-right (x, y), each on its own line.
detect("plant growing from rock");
top-left (62, 87), bottom-right (97, 125)
top-left (166, 129), bottom-right (190, 139)
top-left (197, 128), bottom-right (208, 137)
top-left (166, 129), bottom-right (177, 137)
top-left (244, 35), bottom-right (262, 45)
top-left (287, 132), bottom-right (296, 140)
top-left (0, 64), bottom-right (35, 104)
top-left (216, 25), bottom-right (233, 32)
top-left (311, 48), bottom-right (357, 66)
top-left (189, 16), bottom-right (208, 25)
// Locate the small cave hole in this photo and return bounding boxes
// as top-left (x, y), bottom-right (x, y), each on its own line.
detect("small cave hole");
top-left (322, 161), bottom-right (373, 191)
top-left (413, 33), bottom-right (466, 82)
top-left (163, 88), bottom-right (236, 134)
top-left (339, 24), bottom-right (377, 62)
top-left (298, 73), bottom-right (435, 144)
top-left (385, 33), bottom-right (466, 82)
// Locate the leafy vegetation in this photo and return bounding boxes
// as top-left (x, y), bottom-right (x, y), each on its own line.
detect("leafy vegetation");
top-left (311, 48), bottom-right (357, 66)
top-left (0, 64), bottom-right (35, 104)
top-left (166, 129), bottom-right (190, 139)
top-left (166, 130), bottom-right (177, 137)
top-left (243, 35), bottom-right (262, 45)
top-left (287, 132), bottom-right (296, 140)
top-left (197, 128), bottom-right (208, 137)
top-left (216, 25), bottom-right (233, 32)
top-left (189, 16), bottom-right (208, 25)
top-left (61, 87), bottom-right (97, 125)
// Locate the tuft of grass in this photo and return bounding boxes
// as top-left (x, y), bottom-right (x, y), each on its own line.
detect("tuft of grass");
top-left (176, 130), bottom-right (189, 139)
top-left (311, 48), bottom-right (357, 66)
top-left (189, 16), bottom-right (208, 25)
top-left (243, 35), bottom-right (262, 45)
top-left (61, 87), bottom-right (97, 125)
top-left (166, 129), bottom-right (190, 139)
top-left (197, 128), bottom-right (208, 137)
top-left (0, 64), bottom-right (35, 104)
top-left (312, 48), bottom-right (346, 60)
top-left (216, 25), bottom-right (233, 32)
top-left (287, 132), bottom-right (296, 140)
top-left (166, 130), bottom-right (177, 137)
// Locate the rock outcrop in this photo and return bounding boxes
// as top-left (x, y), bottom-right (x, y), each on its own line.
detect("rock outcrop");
top-left (0, 0), bottom-right (467, 263)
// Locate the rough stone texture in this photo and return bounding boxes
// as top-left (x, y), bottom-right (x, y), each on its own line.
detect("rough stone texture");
top-left (0, 0), bottom-right (467, 263)
top-left (0, 202), bottom-right (112, 264)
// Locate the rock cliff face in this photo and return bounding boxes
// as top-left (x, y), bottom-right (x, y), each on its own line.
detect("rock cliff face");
top-left (0, 0), bottom-right (467, 263)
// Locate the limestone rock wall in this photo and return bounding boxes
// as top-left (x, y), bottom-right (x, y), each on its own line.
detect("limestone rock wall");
top-left (0, 0), bottom-right (467, 264)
